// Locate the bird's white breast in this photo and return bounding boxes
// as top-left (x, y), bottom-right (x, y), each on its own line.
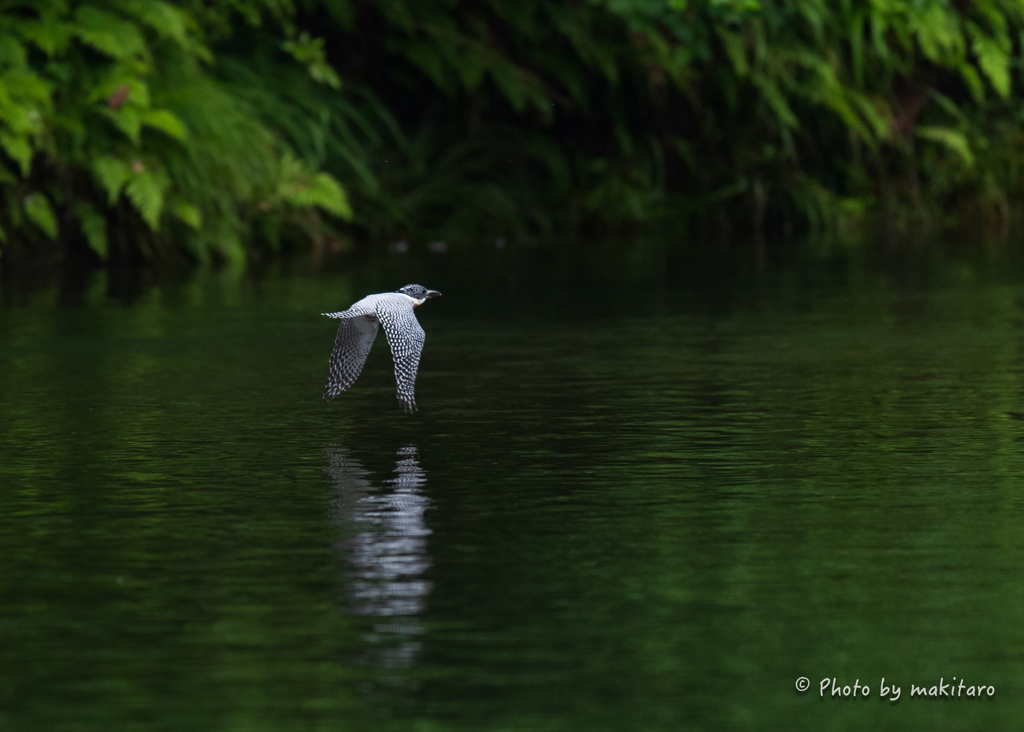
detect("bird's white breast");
top-left (397, 293), bottom-right (425, 307)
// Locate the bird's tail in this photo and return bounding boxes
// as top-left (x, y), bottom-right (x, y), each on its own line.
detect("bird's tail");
top-left (398, 395), bottom-right (417, 414)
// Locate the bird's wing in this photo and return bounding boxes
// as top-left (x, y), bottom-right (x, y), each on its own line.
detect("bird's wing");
top-left (324, 315), bottom-right (379, 400)
top-left (377, 298), bottom-right (426, 413)
top-left (322, 301), bottom-right (373, 319)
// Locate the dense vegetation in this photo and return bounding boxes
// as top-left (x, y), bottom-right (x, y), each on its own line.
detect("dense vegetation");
top-left (3, 0), bottom-right (1024, 265)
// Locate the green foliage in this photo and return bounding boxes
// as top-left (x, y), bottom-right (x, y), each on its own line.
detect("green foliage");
top-left (6, 0), bottom-right (1024, 264)
top-left (75, 201), bottom-right (109, 257)
top-left (23, 192), bottom-right (57, 239)
top-left (0, 0), bottom-right (349, 263)
top-left (303, 0), bottom-right (1024, 240)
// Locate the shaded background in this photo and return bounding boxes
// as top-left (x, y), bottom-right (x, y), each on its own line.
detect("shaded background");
top-left (3, 0), bottom-right (1024, 268)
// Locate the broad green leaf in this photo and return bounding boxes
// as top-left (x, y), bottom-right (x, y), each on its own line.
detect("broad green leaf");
top-left (0, 132), bottom-right (32, 176)
top-left (915, 4), bottom-right (963, 64)
top-left (870, 10), bottom-right (889, 60)
top-left (404, 41), bottom-right (453, 93)
top-left (281, 32), bottom-right (341, 89)
top-left (218, 233), bottom-right (246, 265)
top-left (91, 156), bottom-right (131, 203)
top-left (23, 192), bottom-right (57, 239)
top-left (306, 59), bottom-right (341, 89)
top-left (850, 94), bottom-right (890, 141)
top-left (103, 106), bottom-right (142, 143)
top-left (169, 198), bottom-right (201, 229)
top-left (0, 100), bottom-right (40, 136)
top-left (970, 29), bottom-right (1010, 97)
top-left (797, 1), bottom-right (824, 40)
top-left (917, 126), bottom-right (974, 166)
top-left (16, 20), bottom-right (74, 57)
top-left (283, 172), bottom-right (352, 219)
top-left (958, 63), bottom-right (985, 104)
top-left (121, 0), bottom-right (190, 46)
top-left (125, 170), bottom-right (166, 229)
top-left (75, 201), bottom-right (108, 259)
top-left (717, 26), bottom-right (748, 76)
top-left (0, 35), bottom-right (28, 69)
top-left (73, 6), bottom-right (148, 61)
top-left (142, 109), bottom-right (186, 140)
top-left (1, 69), bottom-right (54, 118)
top-left (754, 75), bottom-right (798, 127)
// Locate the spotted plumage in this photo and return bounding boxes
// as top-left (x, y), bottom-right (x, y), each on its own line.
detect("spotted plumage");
top-left (323, 284), bottom-right (441, 413)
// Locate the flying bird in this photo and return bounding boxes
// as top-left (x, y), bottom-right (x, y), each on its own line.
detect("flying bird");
top-left (322, 284), bottom-right (441, 413)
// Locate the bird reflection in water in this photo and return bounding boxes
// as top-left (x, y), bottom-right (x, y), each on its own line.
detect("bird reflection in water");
top-left (326, 444), bottom-right (431, 672)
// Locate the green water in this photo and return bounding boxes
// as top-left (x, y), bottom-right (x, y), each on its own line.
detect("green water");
top-left (2, 251), bottom-right (1024, 730)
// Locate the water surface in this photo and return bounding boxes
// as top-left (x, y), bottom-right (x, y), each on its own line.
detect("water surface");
top-left (2, 250), bottom-right (1024, 730)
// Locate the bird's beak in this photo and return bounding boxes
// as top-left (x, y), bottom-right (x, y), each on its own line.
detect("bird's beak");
top-left (426, 290), bottom-right (441, 298)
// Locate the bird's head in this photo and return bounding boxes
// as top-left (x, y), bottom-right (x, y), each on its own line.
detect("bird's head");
top-left (397, 284), bottom-right (441, 306)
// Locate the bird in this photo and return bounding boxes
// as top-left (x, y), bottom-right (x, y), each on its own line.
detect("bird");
top-left (322, 284), bottom-right (441, 413)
